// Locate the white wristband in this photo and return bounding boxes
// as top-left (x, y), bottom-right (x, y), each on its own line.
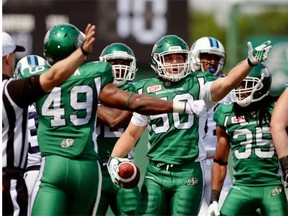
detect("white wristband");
top-left (173, 101), bottom-right (186, 113)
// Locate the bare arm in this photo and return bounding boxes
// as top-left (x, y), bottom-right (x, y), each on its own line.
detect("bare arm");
top-left (39, 24), bottom-right (95, 92)
top-left (111, 121), bottom-right (147, 157)
top-left (271, 88), bottom-right (288, 158)
top-left (211, 59), bottom-right (252, 101)
top-left (210, 125), bottom-right (230, 202)
top-left (97, 104), bottom-right (132, 130)
top-left (100, 83), bottom-right (174, 115)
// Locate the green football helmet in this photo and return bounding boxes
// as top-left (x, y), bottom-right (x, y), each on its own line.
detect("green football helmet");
top-left (43, 23), bottom-right (85, 65)
top-left (99, 42), bottom-right (137, 87)
top-left (151, 34), bottom-right (191, 82)
top-left (234, 63), bottom-right (272, 107)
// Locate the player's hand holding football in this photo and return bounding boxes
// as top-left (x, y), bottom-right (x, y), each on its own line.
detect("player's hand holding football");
top-left (247, 40), bottom-right (272, 66)
top-left (107, 157), bottom-right (131, 185)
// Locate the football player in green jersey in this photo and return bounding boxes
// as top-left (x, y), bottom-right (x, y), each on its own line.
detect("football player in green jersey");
top-left (108, 34), bottom-right (272, 215)
top-left (208, 64), bottom-right (288, 216)
top-left (28, 24), bottom-right (211, 216)
top-left (271, 85), bottom-right (288, 188)
top-left (95, 43), bottom-right (139, 216)
top-left (2, 24), bottom-right (95, 216)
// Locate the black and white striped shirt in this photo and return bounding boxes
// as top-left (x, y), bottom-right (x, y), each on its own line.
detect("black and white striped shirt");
top-left (2, 75), bottom-right (45, 173)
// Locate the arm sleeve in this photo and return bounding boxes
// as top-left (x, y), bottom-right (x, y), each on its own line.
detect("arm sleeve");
top-left (201, 81), bottom-right (218, 110)
top-left (7, 76), bottom-right (46, 108)
top-left (130, 112), bottom-right (148, 126)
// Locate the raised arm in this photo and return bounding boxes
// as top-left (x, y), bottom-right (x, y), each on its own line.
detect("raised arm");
top-left (39, 24), bottom-right (95, 92)
top-left (211, 41), bottom-right (272, 102)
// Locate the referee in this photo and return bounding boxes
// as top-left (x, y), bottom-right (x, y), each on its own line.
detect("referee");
top-left (2, 25), bottom-right (95, 216)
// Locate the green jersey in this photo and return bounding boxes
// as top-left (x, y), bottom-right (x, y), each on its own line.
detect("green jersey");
top-left (132, 72), bottom-right (215, 165)
top-left (23, 61), bottom-right (113, 160)
top-left (97, 83), bottom-right (137, 159)
top-left (214, 102), bottom-right (282, 186)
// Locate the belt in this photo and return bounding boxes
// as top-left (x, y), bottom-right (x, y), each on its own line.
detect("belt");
top-left (2, 167), bottom-right (25, 178)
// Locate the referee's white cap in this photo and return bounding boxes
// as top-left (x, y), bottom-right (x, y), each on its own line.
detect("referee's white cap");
top-left (2, 32), bottom-right (25, 57)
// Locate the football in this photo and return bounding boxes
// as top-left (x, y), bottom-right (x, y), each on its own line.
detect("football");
top-left (117, 161), bottom-right (140, 189)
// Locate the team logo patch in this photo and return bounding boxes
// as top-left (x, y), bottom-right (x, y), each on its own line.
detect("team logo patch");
top-left (60, 138), bottom-right (75, 148)
top-left (271, 186), bottom-right (282, 196)
top-left (147, 85), bottom-right (162, 93)
top-left (186, 177), bottom-right (198, 185)
top-left (231, 116), bottom-right (246, 124)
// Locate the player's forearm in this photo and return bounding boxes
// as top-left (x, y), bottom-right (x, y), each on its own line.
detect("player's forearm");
top-left (271, 120), bottom-right (288, 158)
top-left (211, 59), bottom-right (252, 102)
top-left (128, 94), bottom-right (174, 115)
top-left (111, 123), bottom-right (142, 157)
top-left (271, 89), bottom-right (288, 158)
top-left (210, 163), bottom-right (227, 202)
top-left (270, 114), bottom-right (288, 158)
top-left (211, 163), bottom-right (227, 190)
top-left (111, 138), bottom-right (136, 158)
top-left (101, 85), bottom-right (196, 115)
top-left (40, 48), bottom-right (86, 92)
top-left (111, 127), bottom-right (140, 157)
top-left (272, 132), bottom-right (288, 158)
top-left (97, 105), bottom-right (132, 130)
top-left (100, 85), bottom-right (174, 115)
top-left (97, 105), bottom-right (115, 124)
